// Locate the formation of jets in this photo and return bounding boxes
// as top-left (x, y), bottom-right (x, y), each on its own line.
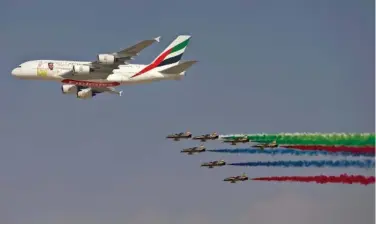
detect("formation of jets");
top-left (12, 35), bottom-right (197, 99)
top-left (166, 131), bottom-right (279, 183)
top-left (166, 133), bottom-right (280, 184)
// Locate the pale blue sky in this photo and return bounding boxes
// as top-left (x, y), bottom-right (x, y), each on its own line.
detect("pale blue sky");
top-left (0, 0), bottom-right (374, 223)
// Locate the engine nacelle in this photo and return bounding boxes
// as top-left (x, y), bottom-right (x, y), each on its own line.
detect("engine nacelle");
top-left (61, 84), bottom-right (77, 94)
top-left (77, 88), bottom-right (97, 99)
top-left (97, 54), bottom-right (116, 65)
top-left (73, 65), bottom-right (92, 74)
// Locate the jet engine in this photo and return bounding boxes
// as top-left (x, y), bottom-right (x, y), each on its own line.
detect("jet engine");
top-left (73, 65), bottom-right (93, 74)
top-left (77, 88), bottom-right (97, 99)
top-left (61, 84), bottom-right (77, 94)
top-left (97, 54), bottom-right (116, 65)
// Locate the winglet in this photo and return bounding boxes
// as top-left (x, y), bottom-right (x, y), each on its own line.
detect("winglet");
top-left (154, 36), bottom-right (161, 42)
top-left (119, 90), bottom-right (123, 96)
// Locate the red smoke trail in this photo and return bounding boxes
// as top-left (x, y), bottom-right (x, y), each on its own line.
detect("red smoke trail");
top-left (284, 145), bottom-right (375, 155)
top-left (252, 174), bottom-right (375, 185)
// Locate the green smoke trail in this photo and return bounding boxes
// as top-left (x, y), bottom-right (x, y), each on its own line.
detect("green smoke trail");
top-left (221, 133), bottom-right (375, 146)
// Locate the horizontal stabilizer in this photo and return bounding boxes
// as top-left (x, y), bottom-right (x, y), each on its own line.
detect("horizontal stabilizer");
top-left (159, 60), bottom-right (197, 74)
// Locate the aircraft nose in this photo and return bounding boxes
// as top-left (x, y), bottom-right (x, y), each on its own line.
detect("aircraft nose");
top-left (11, 67), bottom-right (20, 76)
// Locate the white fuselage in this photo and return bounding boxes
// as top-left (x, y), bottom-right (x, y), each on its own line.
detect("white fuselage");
top-left (11, 60), bottom-right (184, 87)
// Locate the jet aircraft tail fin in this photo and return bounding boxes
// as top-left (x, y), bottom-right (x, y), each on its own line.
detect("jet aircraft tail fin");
top-left (159, 60), bottom-right (197, 74)
top-left (130, 35), bottom-right (194, 78)
top-left (152, 35), bottom-right (192, 71)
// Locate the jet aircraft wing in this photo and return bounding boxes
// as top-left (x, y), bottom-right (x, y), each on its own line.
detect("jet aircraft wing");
top-left (91, 86), bottom-right (123, 96)
top-left (90, 36), bottom-right (161, 71)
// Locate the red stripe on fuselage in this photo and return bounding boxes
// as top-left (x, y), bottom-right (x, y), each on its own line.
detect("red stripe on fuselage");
top-left (62, 79), bottom-right (120, 87)
top-left (131, 48), bottom-right (172, 78)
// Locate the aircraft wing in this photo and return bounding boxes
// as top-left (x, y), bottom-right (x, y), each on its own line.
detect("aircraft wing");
top-left (227, 178), bottom-right (236, 182)
top-left (91, 87), bottom-right (123, 96)
top-left (90, 36), bottom-right (161, 71)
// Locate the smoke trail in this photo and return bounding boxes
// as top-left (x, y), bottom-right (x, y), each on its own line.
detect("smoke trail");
top-left (229, 159), bottom-right (375, 169)
top-left (251, 174), bottom-right (375, 185)
top-left (284, 145), bottom-right (375, 155)
top-left (207, 148), bottom-right (374, 157)
top-left (220, 133), bottom-right (375, 146)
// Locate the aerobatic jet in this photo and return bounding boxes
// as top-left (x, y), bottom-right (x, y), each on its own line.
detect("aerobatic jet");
top-left (166, 131), bottom-right (192, 141)
top-left (223, 173), bottom-right (249, 183)
top-left (201, 160), bottom-right (226, 168)
top-left (192, 132), bottom-right (219, 142)
top-left (252, 140), bottom-right (278, 150)
top-left (222, 135), bottom-right (249, 145)
top-left (181, 145), bottom-right (206, 155)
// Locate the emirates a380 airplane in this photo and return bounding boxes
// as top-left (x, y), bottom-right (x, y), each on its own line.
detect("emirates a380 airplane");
top-left (11, 35), bottom-right (196, 99)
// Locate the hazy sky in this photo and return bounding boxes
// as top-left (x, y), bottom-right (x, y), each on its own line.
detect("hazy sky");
top-left (0, 0), bottom-right (374, 223)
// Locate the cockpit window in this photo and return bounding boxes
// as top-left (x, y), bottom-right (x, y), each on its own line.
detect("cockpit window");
top-left (17, 66), bottom-right (21, 68)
